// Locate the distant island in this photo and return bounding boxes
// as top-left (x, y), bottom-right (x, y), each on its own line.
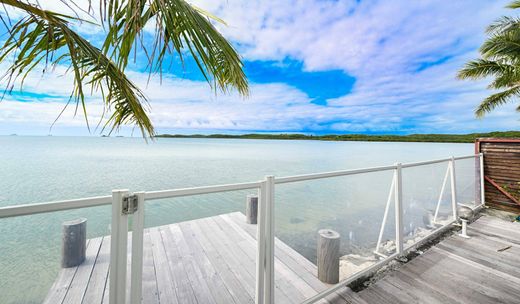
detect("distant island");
top-left (156, 130), bottom-right (520, 143)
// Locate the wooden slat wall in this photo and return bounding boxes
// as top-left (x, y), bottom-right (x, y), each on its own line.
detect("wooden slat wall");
top-left (477, 138), bottom-right (520, 212)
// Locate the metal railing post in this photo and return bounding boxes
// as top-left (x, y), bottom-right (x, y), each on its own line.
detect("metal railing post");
top-left (264, 176), bottom-right (275, 304)
top-left (394, 163), bottom-right (404, 255)
top-left (479, 153), bottom-right (485, 206)
top-left (130, 192), bottom-right (145, 304)
top-left (433, 163), bottom-right (451, 224)
top-left (110, 190), bottom-right (129, 304)
top-left (375, 175), bottom-right (395, 256)
top-left (255, 182), bottom-right (267, 304)
top-left (449, 157), bottom-right (459, 221)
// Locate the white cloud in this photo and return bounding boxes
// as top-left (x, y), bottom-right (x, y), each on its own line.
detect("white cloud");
top-left (0, 0), bottom-right (518, 134)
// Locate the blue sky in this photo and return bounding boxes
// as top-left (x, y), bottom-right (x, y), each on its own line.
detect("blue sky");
top-left (0, 0), bottom-right (518, 136)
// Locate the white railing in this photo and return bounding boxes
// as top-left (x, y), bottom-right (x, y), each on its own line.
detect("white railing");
top-left (0, 153), bottom-right (486, 304)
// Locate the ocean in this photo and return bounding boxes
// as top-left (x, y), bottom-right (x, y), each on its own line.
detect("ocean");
top-left (0, 136), bottom-right (476, 303)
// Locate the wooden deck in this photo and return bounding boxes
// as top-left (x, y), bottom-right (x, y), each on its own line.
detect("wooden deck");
top-left (44, 212), bottom-right (361, 304)
top-left (356, 215), bottom-right (520, 304)
top-left (44, 213), bottom-right (520, 304)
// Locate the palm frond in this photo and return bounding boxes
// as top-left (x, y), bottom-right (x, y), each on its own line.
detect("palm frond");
top-left (476, 86), bottom-right (520, 117)
top-left (458, 0), bottom-right (520, 117)
top-left (480, 31), bottom-right (520, 59)
top-left (507, 0), bottom-right (520, 9)
top-left (486, 16), bottom-right (520, 34)
top-left (0, 0), bottom-right (154, 136)
top-left (101, 0), bottom-right (249, 96)
top-left (457, 59), bottom-right (516, 80)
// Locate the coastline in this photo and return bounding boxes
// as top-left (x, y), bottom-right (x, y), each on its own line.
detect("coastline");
top-left (155, 130), bottom-right (520, 143)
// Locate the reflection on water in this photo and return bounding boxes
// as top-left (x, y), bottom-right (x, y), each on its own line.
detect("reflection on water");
top-left (0, 136), bottom-right (474, 303)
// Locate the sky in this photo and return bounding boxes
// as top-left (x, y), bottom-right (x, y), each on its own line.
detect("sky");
top-left (0, 0), bottom-right (518, 136)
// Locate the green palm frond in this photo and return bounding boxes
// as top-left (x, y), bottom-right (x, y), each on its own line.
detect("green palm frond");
top-left (480, 31), bottom-right (520, 59)
top-left (486, 16), bottom-right (520, 34)
top-left (476, 86), bottom-right (520, 117)
top-left (0, 0), bottom-right (249, 137)
top-left (0, 0), bottom-right (153, 136)
top-left (507, 1), bottom-right (520, 9)
top-left (101, 0), bottom-right (248, 96)
top-left (457, 59), bottom-right (516, 80)
top-left (458, 0), bottom-right (520, 117)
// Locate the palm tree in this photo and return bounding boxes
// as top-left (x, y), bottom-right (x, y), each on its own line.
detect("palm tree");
top-left (457, 0), bottom-right (520, 117)
top-left (0, 0), bottom-right (249, 137)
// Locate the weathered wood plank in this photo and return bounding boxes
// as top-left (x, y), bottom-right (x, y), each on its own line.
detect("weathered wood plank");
top-left (210, 215), bottom-right (301, 304)
top-left (46, 213), bottom-right (520, 304)
top-left (224, 212), bottom-right (355, 304)
top-left (157, 225), bottom-right (198, 304)
top-left (180, 220), bottom-right (255, 304)
top-left (357, 216), bottom-right (520, 304)
top-left (149, 227), bottom-right (179, 304)
top-left (174, 222), bottom-right (238, 304)
top-left (82, 236), bottom-right (111, 304)
top-left (166, 224), bottom-right (223, 303)
top-left (62, 237), bottom-right (103, 303)
top-left (141, 233), bottom-right (159, 304)
top-left (43, 239), bottom-right (91, 304)
top-left (195, 216), bottom-right (257, 294)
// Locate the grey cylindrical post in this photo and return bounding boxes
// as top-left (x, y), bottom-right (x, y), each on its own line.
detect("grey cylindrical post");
top-left (246, 195), bottom-right (258, 224)
top-left (61, 218), bottom-right (87, 268)
top-left (317, 229), bottom-right (340, 284)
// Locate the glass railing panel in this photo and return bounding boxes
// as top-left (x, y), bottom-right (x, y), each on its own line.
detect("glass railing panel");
top-left (0, 205), bottom-right (112, 304)
top-left (274, 170), bottom-right (395, 302)
top-left (455, 156), bottom-right (481, 208)
top-left (401, 161), bottom-right (454, 248)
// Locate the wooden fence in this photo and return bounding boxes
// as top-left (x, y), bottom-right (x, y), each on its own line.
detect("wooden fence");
top-left (476, 138), bottom-right (520, 212)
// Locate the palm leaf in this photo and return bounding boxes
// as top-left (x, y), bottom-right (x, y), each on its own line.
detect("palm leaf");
top-left (507, 1), bottom-right (520, 9)
top-left (476, 86), bottom-right (520, 117)
top-left (0, 0), bottom-right (154, 136)
top-left (0, 0), bottom-right (249, 137)
top-left (101, 0), bottom-right (249, 96)
top-left (457, 59), bottom-right (516, 80)
top-left (458, 0), bottom-right (520, 116)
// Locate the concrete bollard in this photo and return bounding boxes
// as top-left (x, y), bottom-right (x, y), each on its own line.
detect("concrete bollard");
top-left (246, 195), bottom-right (258, 224)
top-left (61, 218), bottom-right (87, 268)
top-left (317, 229), bottom-right (340, 284)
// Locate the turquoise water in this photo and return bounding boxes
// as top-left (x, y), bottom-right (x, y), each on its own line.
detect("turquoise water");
top-left (0, 136), bottom-right (475, 303)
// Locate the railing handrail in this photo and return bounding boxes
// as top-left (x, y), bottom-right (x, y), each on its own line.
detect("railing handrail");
top-left (0, 152), bottom-right (486, 304)
top-left (0, 153), bottom-right (482, 220)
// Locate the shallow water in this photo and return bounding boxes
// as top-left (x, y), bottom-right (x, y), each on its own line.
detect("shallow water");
top-left (0, 136), bottom-right (476, 303)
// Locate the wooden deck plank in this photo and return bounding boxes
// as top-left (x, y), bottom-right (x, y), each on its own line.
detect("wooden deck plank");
top-left (158, 225), bottom-right (198, 304)
top-left (200, 216), bottom-right (297, 304)
top-left (165, 224), bottom-right (223, 304)
top-left (171, 223), bottom-right (237, 304)
top-left (358, 216), bottom-right (520, 304)
top-left (383, 269), bottom-right (458, 304)
top-left (211, 215), bottom-right (304, 304)
top-left (141, 233), bottom-right (159, 304)
top-left (469, 220), bottom-right (520, 244)
top-left (437, 235), bottom-right (520, 278)
top-left (180, 220), bottom-right (255, 304)
top-left (49, 214), bottom-right (520, 304)
top-left (475, 215), bottom-right (520, 232)
top-left (149, 227), bottom-right (179, 304)
top-left (423, 248), bottom-right (520, 303)
top-left (62, 237), bottom-right (103, 304)
top-left (224, 212), bottom-right (356, 304)
top-left (82, 236), bottom-right (110, 304)
top-left (195, 216), bottom-right (257, 294)
top-left (43, 239), bottom-right (91, 304)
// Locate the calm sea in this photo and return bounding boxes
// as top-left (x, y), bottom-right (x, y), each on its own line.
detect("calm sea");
top-left (0, 136), bottom-right (475, 303)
